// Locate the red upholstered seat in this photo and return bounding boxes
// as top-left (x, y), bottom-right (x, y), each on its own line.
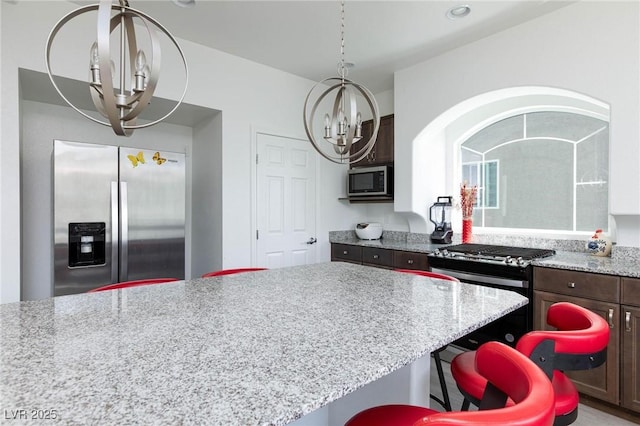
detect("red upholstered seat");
top-left (345, 341), bottom-right (555, 426)
top-left (451, 352), bottom-right (579, 416)
top-left (88, 278), bottom-right (179, 292)
top-left (451, 302), bottom-right (609, 426)
top-left (201, 268), bottom-right (267, 278)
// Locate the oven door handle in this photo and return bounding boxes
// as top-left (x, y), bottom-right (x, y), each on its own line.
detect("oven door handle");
top-left (430, 267), bottom-right (528, 289)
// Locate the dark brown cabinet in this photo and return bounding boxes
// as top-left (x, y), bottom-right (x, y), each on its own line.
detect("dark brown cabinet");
top-left (350, 114), bottom-right (393, 167)
top-left (622, 278), bottom-right (640, 412)
top-left (533, 267), bottom-right (640, 413)
top-left (330, 244), bottom-right (430, 272)
top-left (362, 247), bottom-right (394, 268)
top-left (533, 289), bottom-right (620, 404)
top-left (331, 243), bottom-right (362, 264)
top-left (393, 250), bottom-right (429, 271)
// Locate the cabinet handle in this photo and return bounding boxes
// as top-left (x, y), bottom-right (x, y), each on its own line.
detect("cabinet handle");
top-left (567, 282), bottom-right (576, 288)
top-left (343, 250), bottom-right (348, 255)
top-left (407, 259), bottom-right (414, 265)
top-left (608, 308), bottom-right (615, 329)
top-left (373, 254), bottom-right (379, 259)
top-left (626, 311), bottom-right (632, 332)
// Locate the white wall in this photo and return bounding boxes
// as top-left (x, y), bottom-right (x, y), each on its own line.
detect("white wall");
top-left (191, 112), bottom-right (223, 278)
top-left (394, 1), bottom-right (640, 245)
top-left (0, 1), bottom-right (361, 303)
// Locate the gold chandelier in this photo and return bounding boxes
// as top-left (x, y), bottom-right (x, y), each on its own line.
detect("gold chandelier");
top-left (45, 0), bottom-right (189, 136)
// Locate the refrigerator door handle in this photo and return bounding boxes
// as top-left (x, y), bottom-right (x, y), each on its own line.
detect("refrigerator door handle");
top-left (120, 181), bottom-right (129, 282)
top-left (110, 181), bottom-right (119, 284)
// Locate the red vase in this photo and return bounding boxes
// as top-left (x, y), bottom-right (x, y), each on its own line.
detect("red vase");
top-left (462, 218), bottom-right (473, 243)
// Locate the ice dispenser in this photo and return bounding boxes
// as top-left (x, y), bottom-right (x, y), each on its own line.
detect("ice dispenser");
top-left (68, 222), bottom-right (106, 267)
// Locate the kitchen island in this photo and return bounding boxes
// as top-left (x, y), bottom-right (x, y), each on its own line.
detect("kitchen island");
top-left (0, 263), bottom-right (527, 425)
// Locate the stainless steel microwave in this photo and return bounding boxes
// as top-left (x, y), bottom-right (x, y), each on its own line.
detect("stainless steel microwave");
top-left (347, 165), bottom-right (393, 197)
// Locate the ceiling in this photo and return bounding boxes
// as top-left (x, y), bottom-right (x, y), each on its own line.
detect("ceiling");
top-left (69, 0), bottom-right (573, 94)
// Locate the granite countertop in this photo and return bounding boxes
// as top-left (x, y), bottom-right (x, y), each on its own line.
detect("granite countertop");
top-left (0, 263), bottom-right (526, 425)
top-left (330, 231), bottom-right (640, 279)
top-left (532, 250), bottom-right (640, 278)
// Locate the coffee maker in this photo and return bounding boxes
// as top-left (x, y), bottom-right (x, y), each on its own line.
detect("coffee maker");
top-left (429, 196), bottom-right (453, 244)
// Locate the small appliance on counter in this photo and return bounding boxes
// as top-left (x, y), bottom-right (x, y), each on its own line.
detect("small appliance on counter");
top-left (355, 222), bottom-right (383, 240)
top-left (429, 196), bottom-right (453, 244)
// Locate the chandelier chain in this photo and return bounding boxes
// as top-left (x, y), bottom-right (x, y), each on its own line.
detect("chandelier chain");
top-left (340, 0), bottom-right (345, 82)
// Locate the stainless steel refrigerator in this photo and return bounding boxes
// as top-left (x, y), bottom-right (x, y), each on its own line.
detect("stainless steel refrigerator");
top-left (53, 140), bottom-right (185, 296)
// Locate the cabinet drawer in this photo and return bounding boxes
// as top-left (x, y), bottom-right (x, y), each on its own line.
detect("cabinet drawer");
top-left (622, 277), bottom-right (640, 307)
top-left (331, 243), bottom-right (362, 264)
top-left (393, 250), bottom-right (429, 270)
top-left (362, 247), bottom-right (393, 268)
top-left (534, 267), bottom-right (620, 303)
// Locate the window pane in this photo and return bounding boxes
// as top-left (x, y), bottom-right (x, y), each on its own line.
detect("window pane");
top-left (484, 161), bottom-right (498, 208)
top-left (460, 111), bottom-right (609, 232)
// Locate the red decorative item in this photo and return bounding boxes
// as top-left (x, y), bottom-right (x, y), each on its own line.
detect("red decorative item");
top-left (460, 182), bottom-right (477, 244)
top-left (462, 218), bottom-right (473, 243)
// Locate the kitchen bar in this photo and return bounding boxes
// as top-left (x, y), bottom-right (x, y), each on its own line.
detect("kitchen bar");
top-left (0, 263), bottom-right (527, 425)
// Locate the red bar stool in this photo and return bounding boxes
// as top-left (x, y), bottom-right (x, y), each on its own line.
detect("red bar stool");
top-left (88, 278), bottom-right (179, 292)
top-left (395, 268), bottom-right (460, 411)
top-left (201, 268), bottom-right (268, 278)
top-left (451, 302), bottom-right (609, 426)
top-left (345, 341), bottom-right (555, 426)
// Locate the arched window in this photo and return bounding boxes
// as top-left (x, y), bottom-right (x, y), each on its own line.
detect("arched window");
top-left (460, 111), bottom-right (609, 232)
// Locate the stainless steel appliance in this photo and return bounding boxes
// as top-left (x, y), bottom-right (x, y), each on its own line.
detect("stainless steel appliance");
top-left (53, 140), bottom-right (185, 296)
top-left (427, 243), bottom-right (555, 350)
top-left (429, 196), bottom-right (453, 244)
top-left (347, 165), bottom-right (393, 197)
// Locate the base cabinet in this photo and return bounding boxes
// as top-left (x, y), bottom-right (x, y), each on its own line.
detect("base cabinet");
top-left (534, 267), bottom-right (640, 414)
top-left (622, 306), bottom-right (640, 412)
top-left (621, 277), bottom-right (640, 412)
top-left (362, 246), bottom-right (393, 268)
top-left (330, 243), bottom-right (430, 272)
top-left (533, 290), bottom-right (620, 404)
top-left (331, 243), bottom-right (362, 264)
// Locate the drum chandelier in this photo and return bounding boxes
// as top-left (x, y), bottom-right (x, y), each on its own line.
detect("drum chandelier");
top-left (45, 0), bottom-right (189, 136)
top-left (303, 0), bottom-right (380, 164)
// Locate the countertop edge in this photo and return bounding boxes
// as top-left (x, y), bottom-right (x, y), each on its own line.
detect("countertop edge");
top-left (329, 236), bottom-right (640, 279)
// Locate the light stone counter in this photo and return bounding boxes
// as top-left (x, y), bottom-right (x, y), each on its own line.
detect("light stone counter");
top-left (330, 231), bottom-right (640, 278)
top-left (0, 263), bottom-right (527, 425)
top-left (532, 250), bottom-right (640, 278)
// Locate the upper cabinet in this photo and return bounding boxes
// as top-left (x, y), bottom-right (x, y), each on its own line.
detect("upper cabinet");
top-left (350, 114), bottom-right (394, 168)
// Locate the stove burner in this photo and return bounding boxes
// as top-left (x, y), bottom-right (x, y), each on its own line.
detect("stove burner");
top-left (443, 244), bottom-right (555, 260)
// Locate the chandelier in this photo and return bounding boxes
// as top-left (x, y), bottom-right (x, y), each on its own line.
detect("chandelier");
top-left (303, 0), bottom-right (380, 164)
top-left (45, 0), bottom-right (189, 136)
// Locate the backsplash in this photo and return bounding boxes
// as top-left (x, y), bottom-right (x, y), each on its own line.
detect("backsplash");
top-left (329, 230), bottom-right (640, 260)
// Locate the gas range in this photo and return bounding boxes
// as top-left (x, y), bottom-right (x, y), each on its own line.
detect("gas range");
top-left (427, 243), bottom-right (556, 281)
top-left (427, 243), bottom-right (556, 350)
top-left (430, 243), bottom-right (556, 268)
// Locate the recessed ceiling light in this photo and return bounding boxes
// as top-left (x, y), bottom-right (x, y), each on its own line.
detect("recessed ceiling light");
top-left (446, 5), bottom-right (471, 20)
top-left (171, 0), bottom-right (196, 8)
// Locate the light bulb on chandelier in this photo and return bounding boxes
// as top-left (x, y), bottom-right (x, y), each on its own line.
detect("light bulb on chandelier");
top-left (45, 0), bottom-right (189, 137)
top-left (303, 0), bottom-right (380, 164)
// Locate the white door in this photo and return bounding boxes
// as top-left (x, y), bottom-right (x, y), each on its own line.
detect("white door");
top-left (256, 133), bottom-right (317, 269)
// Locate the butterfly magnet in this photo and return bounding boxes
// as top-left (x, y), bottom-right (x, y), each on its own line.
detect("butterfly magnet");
top-left (127, 151), bottom-right (146, 167)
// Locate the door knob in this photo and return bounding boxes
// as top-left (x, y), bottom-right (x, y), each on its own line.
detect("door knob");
top-left (306, 237), bottom-right (317, 245)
